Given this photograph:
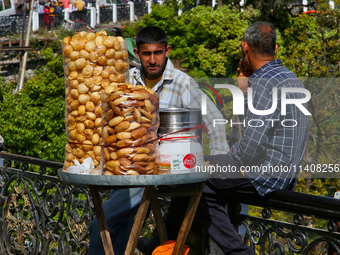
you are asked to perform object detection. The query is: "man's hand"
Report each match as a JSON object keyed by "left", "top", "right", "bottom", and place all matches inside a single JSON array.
[{"left": 237, "top": 61, "right": 253, "bottom": 93}]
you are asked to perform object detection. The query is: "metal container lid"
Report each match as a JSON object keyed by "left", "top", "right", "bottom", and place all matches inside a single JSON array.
[
  {"left": 159, "top": 108, "right": 202, "bottom": 127},
  {"left": 159, "top": 108, "right": 203, "bottom": 143},
  {"left": 159, "top": 108, "right": 201, "bottom": 113}
]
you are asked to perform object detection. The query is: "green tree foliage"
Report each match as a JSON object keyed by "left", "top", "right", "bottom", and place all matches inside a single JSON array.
[
  {"left": 136, "top": 4, "right": 260, "bottom": 77},
  {"left": 278, "top": 3, "right": 340, "bottom": 192},
  {"left": 244, "top": 0, "right": 294, "bottom": 30},
  {"left": 0, "top": 48, "right": 66, "bottom": 169},
  {"left": 281, "top": 7, "right": 340, "bottom": 77}
]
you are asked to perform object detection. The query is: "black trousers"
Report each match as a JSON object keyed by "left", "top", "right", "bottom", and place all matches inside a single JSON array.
[{"left": 166, "top": 155, "right": 259, "bottom": 255}]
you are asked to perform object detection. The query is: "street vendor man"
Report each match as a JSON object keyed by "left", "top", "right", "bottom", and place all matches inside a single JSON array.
[{"left": 88, "top": 26, "right": 229, "bottom": 255}]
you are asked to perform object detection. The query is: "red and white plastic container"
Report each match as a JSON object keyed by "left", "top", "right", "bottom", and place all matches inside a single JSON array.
[{"left": 159, "top": 132, "right": 204, "bottom": 174}]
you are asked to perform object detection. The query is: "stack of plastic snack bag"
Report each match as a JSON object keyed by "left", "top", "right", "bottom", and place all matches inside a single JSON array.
[
  {"left": 101, "top": 83, "right": 159, "bottom": 175},
  {"left": 62, "top": 30, "right": 129, "bottom": 175}
]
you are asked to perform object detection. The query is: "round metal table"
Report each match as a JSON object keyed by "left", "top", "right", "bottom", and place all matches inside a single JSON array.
[
  {"left": 59, "top": 169, "right": 210, "bottom": 255},
  {"left": 59, "top": 169, "right": 209, "bottom": 187}
]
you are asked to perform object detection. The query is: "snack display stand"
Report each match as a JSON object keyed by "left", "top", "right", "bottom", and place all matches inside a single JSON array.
[
  {"left": 61, "top": 31, "right": 209, "bottom": 254},
  {"left": 59, "top": 169, "right": 210, "bottom": 255}
]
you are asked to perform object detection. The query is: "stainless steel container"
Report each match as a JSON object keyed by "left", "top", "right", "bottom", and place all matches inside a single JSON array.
[{"left": 159, "top": 108, "right": 203, "bottom": 144}]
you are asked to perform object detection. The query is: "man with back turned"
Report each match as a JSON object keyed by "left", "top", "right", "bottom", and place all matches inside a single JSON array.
[
  {"left": 161, "top": 21, "right": 309, "bottom": 255},
  {"left": 199, "top": 21, "right": 309, "bottom": 254}
]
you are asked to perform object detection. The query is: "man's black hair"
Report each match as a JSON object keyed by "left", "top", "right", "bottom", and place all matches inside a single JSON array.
[
  {"left": 136, "top": 26, "right": 168, "bottom": 49},
  {"left": 243, "top": 22, "right": 276, "bottom": 57}
]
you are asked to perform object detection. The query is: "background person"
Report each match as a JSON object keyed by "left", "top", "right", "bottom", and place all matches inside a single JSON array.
[
  {"left": 88, "top": 26, "right": 229, "bottom": 255},
  {"left": 72, "top": 0, "right": 85, "bottom": 10},
  {"left": 37, "top": 1, "right": 44, "bottom": 13},
  {"left": 61, "top": 0, "right": 70, "bottom": 11},
  {"left": 54, "top": 3, "right": 62, "bottom": 12},
  {"left": 43, "top": 2, "right": 51, "bottom": 29}
]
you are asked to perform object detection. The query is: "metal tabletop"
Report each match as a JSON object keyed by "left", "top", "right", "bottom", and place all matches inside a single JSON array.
[{"left": 58, "top": 169, "right": 210, "bottom": 187}]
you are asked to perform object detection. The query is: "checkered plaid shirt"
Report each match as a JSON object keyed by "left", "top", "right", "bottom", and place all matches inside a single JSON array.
[
  {"left": 129, "top": 58, "right": 229, "bottom": 155},
  {"left": 230, "top": 59, "right": 309, "bottom": 196}
]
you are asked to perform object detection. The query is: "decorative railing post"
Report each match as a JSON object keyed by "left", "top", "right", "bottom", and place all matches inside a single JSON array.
[
  {"left": 128, "top": 1, "right": 134, "bottom": 22},
  {"left": 64, "top": 9, "right": 70, "bottom": 21},
  {"left": 146, "top": 0, "right": 152, "bottom": 14},
  {"left": 113, "top": 3, "right": 117, "bottom": 23},
  {"left": 96, "top": 0, "right": 100, "bottom": 26},
  {"left": 89, "top": 7, "right": 96, "bottom": 28},
  {"left": 302, "top": 0, "right": 308, "bottom": 12},
  {"left": 178, "top": 0, "right": 182, "bottom": 16},
  {"left": 32, "top": 11, "right": 39, "bottom": 31}
]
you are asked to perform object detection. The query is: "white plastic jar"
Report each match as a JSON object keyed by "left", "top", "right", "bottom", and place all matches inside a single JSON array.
[{"left": 159, "top": 132, "right": 204, "bottom": 174}]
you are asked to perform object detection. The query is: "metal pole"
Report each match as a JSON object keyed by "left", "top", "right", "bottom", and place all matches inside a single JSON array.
[
  {"left": 16, "top": 0, "right": 27, "bottom": 91},
  {"left": 16, "top": 0, "right": 35, "bottom": 93},
  {"left": 96, "top": 0, "right": 100, "bottom": 26},
  {"left": 20, "top": 0, "right": 27, "bottom": 47}
]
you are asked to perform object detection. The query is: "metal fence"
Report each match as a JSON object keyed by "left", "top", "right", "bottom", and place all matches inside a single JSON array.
[
  {"left": 0, "top": 14, "right": 29, "bottom": 37},
  {"left": 134, "top": 2, "right": 148, "bottom": 18},
  {"left": 69, "top": 9, "right": 92, "bottom": 25},
  {"left": 0, "top": 2, "right": 149, "bottom": 37},
  {"left": 117, "top": 4, "right": 130, "bottom": 22},
  {"left": 38, "top": 12, "right": 64, "bottom": 31},
  {"left": 100, "top": 6, "right": 113, "bottom": 24},
  {"left": 0, "top": 152, "right": 109, "bottom": 255},
  {"left": 1, "top": 152, "right": 340, "bottom": 254}
]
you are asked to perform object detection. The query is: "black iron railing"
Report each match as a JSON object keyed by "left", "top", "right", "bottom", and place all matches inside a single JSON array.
[
  {"left": 1, "top": 152, "right": 340, "bottom": 254},
  {"left": 0, "top": 152, "right": 109, "bottom": 255},
  {"left": 69, "top": 10, "right": 91, "bottom": 26},
  {"left": 117, "top": 4, "right": 130, "bottom": 22},
  {"left": 38, "top": 12, "right": 64, "bottom": 31},
  {"left": 100, "top": 6, "right": 113, "bottom": 24},
  {"left": 0, "top": 14, "right": 29, "bottom": 37},
  {"left": 134, "top": 2, "right": 148, "bottom": 18},
  {"left": 226, "top": 190, "right": 340, "bottom": 254}
]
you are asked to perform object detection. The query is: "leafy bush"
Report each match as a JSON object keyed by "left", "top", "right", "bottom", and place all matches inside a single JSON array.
[
  {"left": 123, "top": 25, "right": 138, "bottom": 38},
  {"left": 0, "top": 47, "right": 66, "bottom": 174},
  {"left": 58, "top": 28, "right": 75, "bottom": 41}
]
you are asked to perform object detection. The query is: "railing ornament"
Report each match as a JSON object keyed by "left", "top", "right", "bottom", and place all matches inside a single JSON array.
[
  {"left": 261, "top": 208, "right": 272, "bottom": 219},
  {"left": 293, "top": 214, "right": 304, "bottom": 225},
  {"left": 327, "top": 221, "right": 339, "bottom": 232}
]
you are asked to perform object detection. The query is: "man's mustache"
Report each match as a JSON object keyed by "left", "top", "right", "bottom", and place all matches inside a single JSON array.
[{"left": 147, "top": 64, "right": 160, "bottom": 68}]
